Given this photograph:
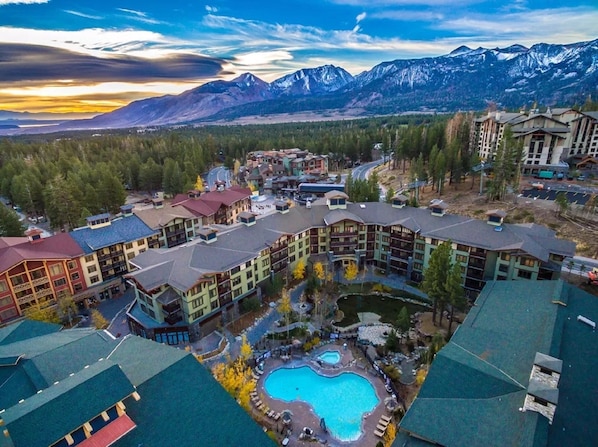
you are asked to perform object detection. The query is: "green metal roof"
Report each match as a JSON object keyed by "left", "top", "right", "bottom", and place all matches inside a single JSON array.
[
  {"left": 0, "top": 320, "right": 61, "bottom": 346},
  {"left": 115, "top": 353, "right": 274, "bottom": 447},
  {"left": 2, "top": 361, "right": 134, "bottom": 447},
  {"left": 396, "top": 280, "right": 598, "bottom": 447}
]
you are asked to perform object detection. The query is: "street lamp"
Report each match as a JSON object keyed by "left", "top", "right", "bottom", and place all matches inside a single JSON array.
[{"left": 479, "top": 161, "right": 485, "bottom": 196}]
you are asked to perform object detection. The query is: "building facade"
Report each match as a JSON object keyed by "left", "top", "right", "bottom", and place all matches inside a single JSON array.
[
  {"left": 172, "top": 186, "right": 252, "bottom": 226},
  {"left": 0, "top": 230, "right": 88, "bottom": 325},
  {"left": 126, "top": 197, "right": 574, "bottom": 344},
  {"left": 471, "top": 108, "right": 598, "bottom": 175}
]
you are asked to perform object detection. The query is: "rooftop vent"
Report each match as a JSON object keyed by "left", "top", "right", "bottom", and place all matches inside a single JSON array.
[
  {"left": 152, "top": 198, "right": 164, "bottom": 209},
  {"left": 522, "top": 352, "right": 562, "bottom": 424},
  {"left": 197, "top": 227, "right": 218, "bottom": 244},
  {"left": 238, "top": 211, "right": 256, "bottom": 226},
  {"left": 120, "top": 204, "right": 134, "bottom": 217},
  {"left": 86, "top": 213, "right": 111, "bottom": 229},
  {"left": 486, "top": 209, "right": 506, "bottom": 226},
  {"left": 25, "top": 228, "right": 43, "bottom": 243},
  {"left": 274, "top": 200, "right": 289, "bottom": 214},
  {"left": 429, "top": 199, "right": 448, "bottom": 217},
  {"left": 391, "top": 194, "right": 409, "bottom": 209}
]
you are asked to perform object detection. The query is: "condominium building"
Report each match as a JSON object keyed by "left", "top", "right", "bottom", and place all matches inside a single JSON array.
[
  {"left": 471, "top": 108, "right": 598, "bottom": 175},
  {"left": 125, "top": 194, "right": 574, "bottom": 344},
  {"left": 247, "top": 148, "right": 328, "bottom": 176},
  {"left": 171, "top": 186, "right": 252, "bottom": 226},
  {"left": 68, "top": 210, "right": 159, "bottom": 307},
  {"left": 0, "top": 229, "right": 87, "bottom": 325},
  {"left": 132, "top": 201, "right": 200, "bottom": 248}
]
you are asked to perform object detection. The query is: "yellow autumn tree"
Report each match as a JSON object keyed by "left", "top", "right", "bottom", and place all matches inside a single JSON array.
[
  {"left": 240, "top": 334, "right": 253, "bottom": 361},
  {"left": 279, "top": 288, "right": 292, "bottom": 339},
  {"left": 384, "top": 422, "right": 396, "bottom": 447},
  {"left": 416, "top": 368, "right": 428, "bottom": 386},
  {"left": 212, "top": 356, "right": 255, "bottom": 410},
  {"left": 90, "top": 309, "right": 109, "bottom": 329},
  {"left": 24, "top": 303, "right": 60, "bottom": 324},
  {"left": 293, "top": 259, "right": 306, "bottom": 280},
  {"left": 344, "top": 262, "right": 358, "bottom": 281},
  {"left": 313, "top": 262, "right": 325, "bottom": 281},
  {"left": 194, "top": 175, "right": 204, "bottom": 191}
]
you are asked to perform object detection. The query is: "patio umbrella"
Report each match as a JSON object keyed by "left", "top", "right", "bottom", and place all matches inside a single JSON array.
[
  {"left": 384, "top": 396, "right": 399, "bottom": 412},
  {"left": 282, "top": 410, "right": 293, "bottom": 425}
]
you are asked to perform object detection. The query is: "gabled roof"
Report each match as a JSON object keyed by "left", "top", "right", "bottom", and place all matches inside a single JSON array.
[
  {"left": 133, "top": 204, "right": 196, "bottom": 229},
  {"left": 396, "top": 280, "right": 598, "bottom": 447},
  {"left": 3, "top": 361, "right": 135, "bottom": 447},
  {"left": 0, "top": 233, "right": 85, "bottom": 273},
  {"left": 128, "top": 202, "right": 575, "bottom": 292},
  {"left": 172, "top": 186, "right": 251, "bottom": 217},
  {"left": 0, "top": 323, "right": 274, "bottom": 447},
  {"left": 69, "top": 215, "right": 157, "bottom": 254}
]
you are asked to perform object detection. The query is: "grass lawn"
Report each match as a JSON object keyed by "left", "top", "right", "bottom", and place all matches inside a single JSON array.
[{"left": 336, "top": 294, "right": 429, "bottom": 327}]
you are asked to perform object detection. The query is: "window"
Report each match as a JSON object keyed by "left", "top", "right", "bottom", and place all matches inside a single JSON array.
[
  {"left": 415, "top": 242, "right": 425, "bottom": 251},
  {"left": 499, "top": 264, "right": 509, "bottom": 273},
  {"left": 262, "top": 258, "right": 269, "bottom": 267},
  {"left": 233, "top": 288, "right": 242, "bottom": 297},
  {"left": 192, "top": 298, "right": 204, "bottom": 308},
  {"left": 210, "top": 300, "right": 218, "bottom": 309},
  {"left": 90, "top": 276, "right": 99, "bottom": 284},
  {"left": 191, "top": 309, "right": 204, "bottom": 320},
  {"left": 232, "top": 277, "right": 241, "bottom": 286},
  {"left": 87, "top": 265, "right": 97, "bottom": 274},
  {"left": 53, "top": 278, "right": 67, "bottom": 287},
  {"left": 245, "top": 261, "right": 252, "bottom": 268},
  {"left": 125, "top": 242, "right": 133, "bottom": 250},
  {"left": 71, "top": 272, "right": 80, "bottom": 280},
  {"left": 289, "top": 245, "right": 296, "bottom": 253},
  {"left": 0, "top": 296, "right": 12, "bottom": 307},
  {"left": 517, "top": 269, "right": 532, "bottom": 279},
  {"left": 247, "top": 281, "right": 254, "bottom": 290},
  {"left": 0, "top": 281, "right": 8, "bottom": 292},
  {"left": 10, "top": 274, "right": 26, "bottom": 286},
  {"left": 0, "top": 308, "right": 18, "bottom": 321},
  {"left": 520, "top": 257, "right": 535, "bottom": 267},
  {"left": 246, "top": 270, "right": 252, "bottom": 279},
  {"left": 85, "top": 255, "right": 94, "bottom": 263},
  {"left": 74, "top": 284, "right": 83, "bottom": 292},
  {"left": 67, "top": 261, "right": 77, "bottom": 270},
  {"left": 231, "top": 266, "right": 241, "bottom": 275},
  {"left": 456, "top": 254, "right": 467, "bottom": 263},
  {"left": 533, "top": 396, "right": 549, "bottom": 406},
  {"left": 49, "top": 264, "right": 64, "bottom": 276},
  {"left": 500, "top": 252, "right": 511, "bottom": 261},
  {"left": 137, "top": 240, "right": 144, "bottom": 247}
]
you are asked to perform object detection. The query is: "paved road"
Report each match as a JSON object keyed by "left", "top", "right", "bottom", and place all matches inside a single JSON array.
[
  {"left": 351, "top": 159, "right": 386, "bottom": 181},
  {"left": 562, "top": 256, "right": 598, "bottom": 277},
  {"left": 207, "top": 166, "right": 231, "bottom": 190}
]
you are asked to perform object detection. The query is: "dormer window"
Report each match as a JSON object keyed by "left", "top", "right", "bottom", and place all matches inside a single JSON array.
[
  {"left": 239, "top": 211, "right": 256, "bottom": 226},
  {"left": 274, "top": 200, "right": 289, "bottom": 214},
  {"left": 486, "top": 209, "right": 506, "bottom": 226},
  {"left": 86, "top": 213, "right": 111, "bottom": 229},
  {"left": 391, "top": 194, "right": 409, "bottom": 209},
  {"left": 198, "top": 228, "right": 218, "bottom": 243},
  {"left": 429, "top": 200, "right": 448, "bottom": 217}
]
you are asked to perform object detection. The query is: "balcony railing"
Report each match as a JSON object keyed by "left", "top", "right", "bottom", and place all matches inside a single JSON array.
[
  {"left": 165, "top": 313, "right": 183, "bottom": 325},
  {"left": 329, "top": 240, "right": 358, "bottom": 248}
]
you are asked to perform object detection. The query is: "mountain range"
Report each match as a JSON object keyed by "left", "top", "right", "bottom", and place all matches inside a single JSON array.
[{"left": 3, "top": 38, "right": 597, "bottom": 134}]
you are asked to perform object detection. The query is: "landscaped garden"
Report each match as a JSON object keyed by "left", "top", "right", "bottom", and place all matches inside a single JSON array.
[{"left": 334, "top": 283, "right": 431, "bottom": 327}]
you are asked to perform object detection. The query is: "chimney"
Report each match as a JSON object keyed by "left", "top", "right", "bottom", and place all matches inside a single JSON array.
[
  {"left": 187, "top": 190, "right": 201, "bottom": 199},
  {"left": 152, "top": 198, "right": 164, "bottom": 209},
  {"left": 522, "top": 353, "right": 562, "bottom": 424}
]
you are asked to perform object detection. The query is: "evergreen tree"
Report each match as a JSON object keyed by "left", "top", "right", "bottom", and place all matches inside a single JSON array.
[
  {"left": 421, "top": 240, "right": 452, "bottom": 325},
  {"left": 445, "top": 263, "right": 466, "bottom": 335},
  {"left": 0, "top": 205, "right": 24, "bottom": 236}
]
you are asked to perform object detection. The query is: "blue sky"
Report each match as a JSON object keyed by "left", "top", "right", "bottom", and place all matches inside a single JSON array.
[{"left": 1, "top": 0, "right": 596, "bottom": 114}]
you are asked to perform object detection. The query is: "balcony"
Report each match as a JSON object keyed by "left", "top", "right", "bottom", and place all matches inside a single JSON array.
[
  {"left": 220, "top": 291, "right": 232, "bottom": 305},
  {"left": 330, "top": 231, "right": 357, "bottom": 237},
  {"left": 331, "top": 248, "right": 355, "bottom": 256},
  {"left": 36, "top": 288, "right": 55, "bottom": 298},
  {"left": 12, "top": 282, "right": 31, "bottom": 293},
  {"left": 271, "top": 244, "right": 288, "bottom": 255},
  {"left": 329, "top": 240, "right": 358, "bottom": 248},
  {"left": 165, "top": 312, "right": 183, "bottom": 325},
  {"left": 467, "top": 259, "right": 485, "bottom": 270},
  {"left": 31, "top": 276, "right": 50, "bottom": 287},
  {"left": 162, "top": 300, "right": 181, "bottom": 314},
  {"left": 165, "top": 227, "right": 185, "bottom": 238},
  {"left": 17, "top": 293, "right": 35, "bottom": 305}
]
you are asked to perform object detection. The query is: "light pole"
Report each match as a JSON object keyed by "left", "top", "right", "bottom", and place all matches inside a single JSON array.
[{"left": 479, "top": 161, "right": 485, "bottom": 196}]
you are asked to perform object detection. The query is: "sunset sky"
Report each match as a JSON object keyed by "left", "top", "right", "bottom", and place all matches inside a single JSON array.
[{"left": 1, "top": 0, "right": 597, "bottom": 115}]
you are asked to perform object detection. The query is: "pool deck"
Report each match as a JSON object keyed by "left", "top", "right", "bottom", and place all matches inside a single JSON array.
[{"left": 252, "top": 341, "right": 395, "bottom": 446}]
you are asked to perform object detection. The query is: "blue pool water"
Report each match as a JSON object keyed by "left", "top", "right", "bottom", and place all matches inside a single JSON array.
[
  {"left": 264, "top": 366, "right": 378, "bottom": 441},
  {"left": 318, "top": 350, "right": 341, "bottom": 364}
]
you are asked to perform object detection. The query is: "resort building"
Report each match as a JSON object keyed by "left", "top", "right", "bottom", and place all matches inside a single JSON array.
[
  {"left": 0, "top": 320, "right": 273, "bottom": 447},
  {"left": 125, "top": 197, "right": 574, "bottom": 344},
  {"left": 172, "top": 186, "right": 252, "bottom": 226},
  {"left": 132, "top": 201, "right": 200, "bottom": 248},
  {"left": 0, "top": 230, "right": 87, "bottom": 325},
  {"left": 471, "top": 108, "right": 589, "bottom": 175},
  {"left": 68, "top": 210, "right": 159, "bottom": 307},
  {"left": 246, "top": 148, "right": 328, "bottom": 177},
  {"left": 568, "top": 111, "right": 598, "bottom": 159},
  {"left": 394, "top": 280, "right": 598, "bottom": 447}
]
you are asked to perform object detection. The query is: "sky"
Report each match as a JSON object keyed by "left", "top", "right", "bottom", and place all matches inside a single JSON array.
[{"left": 1, "top": 0, "right": 597, "bottom": 115}]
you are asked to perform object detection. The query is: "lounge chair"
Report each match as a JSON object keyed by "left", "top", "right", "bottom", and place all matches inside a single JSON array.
[
  {"left": 374, "top": 430, "right": 385, "bottom": 438},
  {"left": 380, "top": 415, "right": 392, "bottom": 422},
  {"left": 376, "top": 424, "right": 387, "bottom": 432},
  {"left": 378, "top": 418, "right": 389, "bottom": 427},
  {"left": 274, "top": 413, "right": 281, "bottom": 421}
]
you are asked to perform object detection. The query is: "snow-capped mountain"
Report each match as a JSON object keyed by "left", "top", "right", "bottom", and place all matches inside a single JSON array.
[{"left": 9, "top": 38, "right": 598, "bottom": 133}]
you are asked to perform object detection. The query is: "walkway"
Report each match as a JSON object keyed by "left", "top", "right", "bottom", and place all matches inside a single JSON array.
[{"left": 337, "top": 269, "right": 429, "bottom": 301}]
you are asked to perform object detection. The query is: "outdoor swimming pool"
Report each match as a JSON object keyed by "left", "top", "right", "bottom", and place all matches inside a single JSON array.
[
  {"left": 264, "top": 366, "right": 379, "bottom": 441},
  {"left": 318, "top": 350, "right": 341, "bottom": 365}
]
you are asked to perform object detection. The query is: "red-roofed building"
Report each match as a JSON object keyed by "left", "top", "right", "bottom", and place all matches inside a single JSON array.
[
  {"left": 0, "top": 232, "right": 88, "bottom": 324},
  {"left": 172, "top": 186, "right": 251, "bottom": 226}
]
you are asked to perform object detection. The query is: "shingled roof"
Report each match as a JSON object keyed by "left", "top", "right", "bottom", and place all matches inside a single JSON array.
[
  {"left": 0, "top": 323, "right": 273, "bottom": 447},
  {"left": 395, "top": 280, "right": 598, "bottom": 447}
]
